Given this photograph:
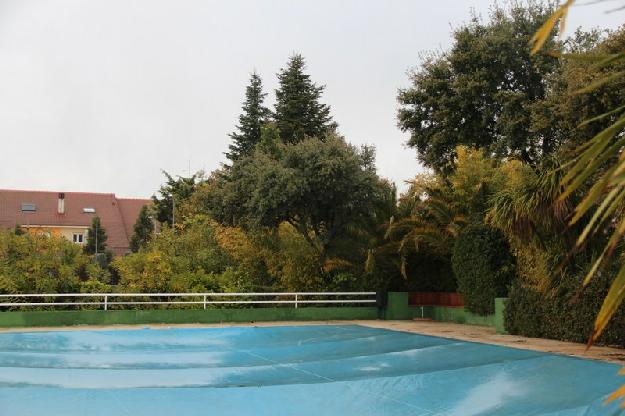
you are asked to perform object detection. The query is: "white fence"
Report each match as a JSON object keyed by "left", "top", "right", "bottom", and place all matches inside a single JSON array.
[{"left": 0, "top": 292, "right": 377, "bottom": 310}]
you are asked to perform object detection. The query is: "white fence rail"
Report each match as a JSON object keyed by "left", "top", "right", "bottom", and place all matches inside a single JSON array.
[{"left": 0, "top": 292, "right": 377, "bottom": 310}]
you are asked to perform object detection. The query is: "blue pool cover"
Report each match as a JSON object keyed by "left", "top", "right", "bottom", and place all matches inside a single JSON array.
[{"left": 0, "top": 324, "right": 624, "bottom": 415}]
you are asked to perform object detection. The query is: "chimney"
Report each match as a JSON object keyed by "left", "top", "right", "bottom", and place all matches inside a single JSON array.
[{"left": 57, "top": 193, "right": 65, "bottom": 215}]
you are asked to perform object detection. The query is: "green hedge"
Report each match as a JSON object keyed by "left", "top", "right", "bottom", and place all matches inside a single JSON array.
[
  {"left": 505, "top": 266, "right": 625, "bottom": 347},
  {"left": 451, "top": 225, "right": 515, "bottom": 315}
]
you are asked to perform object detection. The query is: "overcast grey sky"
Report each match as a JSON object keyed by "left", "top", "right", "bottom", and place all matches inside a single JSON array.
[{"left": 0, "top": 1, "right": 622, "bottom": 198}]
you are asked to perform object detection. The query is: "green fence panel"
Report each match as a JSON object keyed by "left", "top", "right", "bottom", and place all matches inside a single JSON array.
[
  {"left": 385, "top": 292, "right": 411, "bottom": 320},
  {"left": 0, "top": 293, "right": 510, "bottom": 330},
  {"left": 0, "top": 307, "right": 379, "bottom": 328}
]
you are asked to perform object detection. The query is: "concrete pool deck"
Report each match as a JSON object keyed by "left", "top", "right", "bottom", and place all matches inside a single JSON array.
[{"left": 0, "top": 319, "right": 623, "bottom": 364}]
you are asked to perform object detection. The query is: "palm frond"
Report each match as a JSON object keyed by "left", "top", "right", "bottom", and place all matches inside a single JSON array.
[
  {"left": 529, "top": 0, "right": 574, "bottom": 55},
  {"left": 322, "top": 258, "right": 354, "bottom": 273}
]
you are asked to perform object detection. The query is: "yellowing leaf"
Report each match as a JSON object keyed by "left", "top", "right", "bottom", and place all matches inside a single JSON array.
[
  {"left": 529, "top": 0, "right": 574, "bottom": 55},
  {"left": 605, "top": 383, "right": 625, "bottom": 405},
  {"left": 589, "top": 264, "right": 625, "bottom": 346}
]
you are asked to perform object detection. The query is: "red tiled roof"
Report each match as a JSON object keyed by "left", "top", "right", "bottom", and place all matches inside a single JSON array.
[{"left": 0, "top": 189, "right": 150, "bottom": 255}]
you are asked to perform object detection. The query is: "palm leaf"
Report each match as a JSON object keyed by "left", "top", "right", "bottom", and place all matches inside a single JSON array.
[
  {"left": 560, "top": 114, "right": 625, "bottom": 201},
  {"left": 588, "top": 262, "right": 625, "bottom": 346},
  {"left": 605, "top": 383, "right": 625, "bottom": 406},
  {"left": 364, "top": 249, "right": 375, "bottom": 274},
  {"left": 593, "top": 52, "right": 625, "bottom": 69},
  {"left": 578, "top": 104, "right": 625, "bottom": 127},
  {"left": 322, "top": 258, "right": 354, "bottom": 273},
  {"left": 529, "top": 0, "right": 574, "bottom": 55},
  {"left": 400, "top": 256, "right": 407, "bottom": 280},
  {"left": 531, "top": 0, "right": 625, "bottom": 405},
  {"left": 576, "top": 70, "right": 625, "bottom": 94}
]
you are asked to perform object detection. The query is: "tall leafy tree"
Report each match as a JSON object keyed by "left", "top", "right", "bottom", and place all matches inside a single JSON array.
[
  {"left": 226, "top": 72, "right": 271, "bottom": 163},
  {"left": 152, "top": 170, "right": 202, "bottom": 226},
  {"left": 129, "top": 205, "right": 154, "bottom": 253},
  {"left": 274, "top": 54, "right": 335, "bottom": 144},
  {"left": 84, "top": 216, "right": 107, "bottom": 255},
  {"left": 397, "top": 3, "right": 560, "bottom": 174},
  {"left": 204, "top": 135, "right": 384, "bottom": 260}
]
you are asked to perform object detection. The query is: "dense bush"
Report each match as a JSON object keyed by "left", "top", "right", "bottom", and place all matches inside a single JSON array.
[
  {"left": 505, "top": 264, "right": 625, "bottom": 347},
  {"left": 113, "top": 216, "right": 264, "bottom": 293},
  {"left": 0, "top": 229, "right": 109, "bottom": 294},
  {"left": 504, "top": 280, "right": 547, "bottom": 338},
  {"left": 404, "top": 253, "right": 456, "bottom": 292},
  {"left": 451, "top": 225, "right": 515, "bottom": 315}
]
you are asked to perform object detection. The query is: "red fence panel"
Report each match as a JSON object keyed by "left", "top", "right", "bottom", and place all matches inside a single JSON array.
[{"left": 408, "top": 292, "right": 464, "bottom": 307}]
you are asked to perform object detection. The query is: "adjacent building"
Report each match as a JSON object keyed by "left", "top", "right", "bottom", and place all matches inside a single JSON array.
[{"left": 0, "top": 189, "right": 150, "bottom": 256}]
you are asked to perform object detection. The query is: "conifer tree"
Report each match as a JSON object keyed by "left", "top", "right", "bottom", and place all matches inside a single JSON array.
[
  {"left": 226, "top": 72, "right": 270, "bottom": 162},
  {"left": 84, "top": 216, "right": 107, "bottom": 255},
  {"left": 129, "top": 205, "right": 154, "bottom": 252},
  {"left": 274, "top": 54, "right": 335, "bottom": 144}
]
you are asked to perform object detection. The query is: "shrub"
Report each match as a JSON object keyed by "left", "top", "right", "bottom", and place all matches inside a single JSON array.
[
  {"left": 505, "top": 263, "right": 625, "bottom": 347},
  {"left": 451, "top": 225, "right": 515, "bottom": 315},
  {"left": 0, "top": 229, "right": 96, "bottom": 294},
  {"left": 504, "top": 280, "right": 546, "bottom": 338}
]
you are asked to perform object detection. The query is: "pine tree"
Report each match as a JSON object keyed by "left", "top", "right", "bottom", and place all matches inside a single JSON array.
[
  {"left": 84, "top": 216, "right": 107, "bottom": 255},
  {"left": 274, "top": 54, "right": 335, "bottom": 144},
  {"left": 226, "top": 72, "right": 271, "bottom": 163},
  {"left": 129, "top": 205, "right": 154, "bottom": 252}
]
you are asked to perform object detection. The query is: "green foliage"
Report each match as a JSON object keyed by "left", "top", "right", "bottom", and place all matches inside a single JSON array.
[
  {"left": 152, "top": 170, "right": 203, "bottom": 226},
  {"left": 402, "top": 252, "right": 456, "bottom": 292},
  {"left": 274, "top": 54, "right": 335, "bottom": 144},
  {"left": 397, "top": 3, "right": 560, "bottom": 173},
  {"left": 226, "top": 72, "right": 271, "bottom": 163},
  {"left": 114, "top": 216, "right": 255, "bottom": 294},
  {"left": 80, "top": 264, "right": 112, "bottom": 294},
  {"left": 388, "top": 191, "right": 465, "bottom": 262},
  {"left": 264, "top": 223, "right": 325, "bottom": 291},
  {"left": 504, "top": 280, "right": 546, "bottom": 338},
  {"left": 374, "top": 147, "right": 508, "bottom": 292},
  {"left": 505, "top": 264, "right": 625, "bottom": 347},
  {"left": 529, "top": 5, "right": 625, "bottom": 403},
  {"left": 205, "top": 134, "right": 385, "bottom": 259},
  {"left": 84, "top": 216, "right": 107, "bottom": 255},
  {"left": 129, "top": 205, "right": 154, "bottom": 253},
  {"left": 0, "top": 229, "right": 108, "bottom": 294},
  {"left": 452, "top": 225, "right": 515, "bottom": 315},
  {"left": 530, "top": 15, "right": 625, "bottom": 345},
  {"left": 448, "top": 147, "right": 506, "bottom": 221}
]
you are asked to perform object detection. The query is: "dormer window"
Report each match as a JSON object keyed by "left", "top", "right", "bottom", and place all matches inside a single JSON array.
[{"left": 21, "top": 203, "right": 36, "bottom": 212}]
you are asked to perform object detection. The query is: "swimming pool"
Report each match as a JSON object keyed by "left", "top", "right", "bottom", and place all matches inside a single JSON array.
[{"left": 0, "top": 324, "right": 623, "bottom": 415}]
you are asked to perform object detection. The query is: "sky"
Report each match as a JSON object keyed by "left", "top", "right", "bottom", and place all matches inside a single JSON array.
[{"left": 0, "top": 0, "right": 622, "bottom": 198}]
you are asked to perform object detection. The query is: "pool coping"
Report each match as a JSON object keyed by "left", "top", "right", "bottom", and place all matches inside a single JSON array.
[{"left": 0, "top": 319, "right": 623, "bottom": 364}]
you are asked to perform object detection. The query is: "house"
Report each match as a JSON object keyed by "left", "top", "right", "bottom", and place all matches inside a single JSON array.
[{"left": 0, "top": 189, "right": 151, "bottom": 256}]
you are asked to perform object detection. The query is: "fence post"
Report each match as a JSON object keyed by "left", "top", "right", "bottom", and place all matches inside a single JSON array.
[
  {"left": 295, "top": 294, "right": 298, "bottom": 309},
  {"left": 104, "top": 295, "right": 108, "bottom": 311},
  {"left": 203, "top": 295, "right": 207, "bottom": 310}
]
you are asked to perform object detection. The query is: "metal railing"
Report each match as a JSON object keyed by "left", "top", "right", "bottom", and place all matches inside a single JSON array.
[{"left": 0, "top": 292, "right": 377, "bottom": 310}]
